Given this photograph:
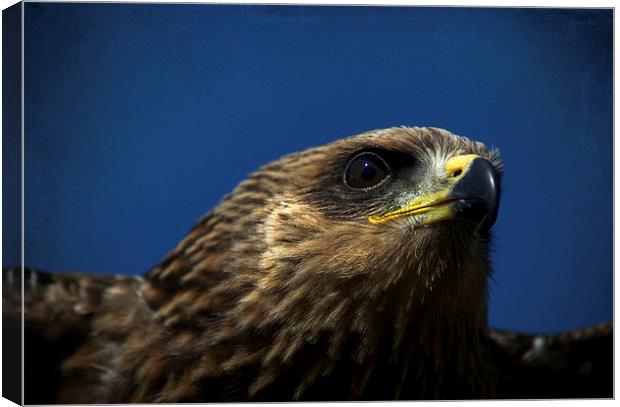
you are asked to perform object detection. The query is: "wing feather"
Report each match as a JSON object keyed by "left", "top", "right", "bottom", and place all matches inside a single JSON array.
[
  {"left": 490, "top": 323, "right": 613, "bottom": 398},
  {"left": 2, "top": 267, "right": 144, "bottom": 403}
]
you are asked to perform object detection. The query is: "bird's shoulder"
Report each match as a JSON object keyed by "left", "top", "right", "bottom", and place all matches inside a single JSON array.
[
  {"left": 3, "top": 267, "right": 149, "bottom": 403},
  {"left": 489, "top": 323, "right": 613, "bottom": 398}
]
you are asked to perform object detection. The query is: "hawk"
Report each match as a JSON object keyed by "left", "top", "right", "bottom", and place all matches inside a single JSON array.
[{"left": 2, "top": 127, "right": 612, "bottom": 402}]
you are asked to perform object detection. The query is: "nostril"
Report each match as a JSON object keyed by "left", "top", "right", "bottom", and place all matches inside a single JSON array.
[{"left": 453, "top": 169, "right": 462, "bottom": 177}]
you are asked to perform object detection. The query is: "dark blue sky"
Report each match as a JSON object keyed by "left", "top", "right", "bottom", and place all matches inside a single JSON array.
[{"left": 20, "top": 4, "right": 612, "bottom": 333}]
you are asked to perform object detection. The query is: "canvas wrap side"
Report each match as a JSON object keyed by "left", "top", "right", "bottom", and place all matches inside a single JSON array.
[{"left": 2, "top": 2, "right": 23, "bottom": 405}]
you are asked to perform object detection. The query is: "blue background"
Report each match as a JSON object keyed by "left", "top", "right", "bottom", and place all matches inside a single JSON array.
[{"left": 21, "top": 4, "right": 612, "bottom": 333}]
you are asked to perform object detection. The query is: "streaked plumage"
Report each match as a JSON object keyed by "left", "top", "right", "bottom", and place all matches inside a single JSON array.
[{"left": 2, "top": 127, "right": 612, "bottom": 402}]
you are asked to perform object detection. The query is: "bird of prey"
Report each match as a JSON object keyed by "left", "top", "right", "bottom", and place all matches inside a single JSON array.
[{"left": 2, "top": 127, "right": 612, "bottom": 403}]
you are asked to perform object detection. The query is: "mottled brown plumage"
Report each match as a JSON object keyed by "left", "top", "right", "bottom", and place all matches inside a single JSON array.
[{"left": 2, "top": 127, "right": 613, "bottom": 402}]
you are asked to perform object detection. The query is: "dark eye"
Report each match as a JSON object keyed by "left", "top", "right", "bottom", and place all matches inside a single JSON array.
[{"left": 343, "top": 152, "right": 391, "bottom": 190}]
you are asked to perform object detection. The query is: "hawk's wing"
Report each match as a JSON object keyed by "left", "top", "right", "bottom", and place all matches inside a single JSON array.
[
  {"left": 2, "top": 267, "right": 144, "bottom": 404},
  {"left": 490, "top": 322, "right": 613, "bottom": 399}
]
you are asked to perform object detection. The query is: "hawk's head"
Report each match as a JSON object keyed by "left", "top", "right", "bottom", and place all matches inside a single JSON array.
[{"left": 142, "top": 127, "right": 502, "bottom": 400}]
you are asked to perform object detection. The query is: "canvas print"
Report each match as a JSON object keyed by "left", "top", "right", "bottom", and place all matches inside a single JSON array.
[{"left": 2, "top": 2, "right": 613, "bottom": 403}]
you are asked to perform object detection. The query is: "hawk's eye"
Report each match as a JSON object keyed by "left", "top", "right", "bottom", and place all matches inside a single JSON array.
[{"left": 344, "top": 152, "right": 391, "bottom": 190}]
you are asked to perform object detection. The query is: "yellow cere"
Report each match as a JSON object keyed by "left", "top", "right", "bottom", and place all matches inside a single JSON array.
[
  {"left": 367, "top": 154, "right": 480, "bottom": 225},
  {"left": 444, "top": 154, "right": 479, "bottom": 184}
]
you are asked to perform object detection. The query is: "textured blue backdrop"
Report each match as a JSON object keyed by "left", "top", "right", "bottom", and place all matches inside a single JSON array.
[{"left": 21, "top": 4, "right": 612, "bottom": 333}]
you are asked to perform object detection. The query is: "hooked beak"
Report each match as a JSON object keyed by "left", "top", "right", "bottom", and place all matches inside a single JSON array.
[{"left": 368, "top": 154, "right": 500, "bottom": 230}]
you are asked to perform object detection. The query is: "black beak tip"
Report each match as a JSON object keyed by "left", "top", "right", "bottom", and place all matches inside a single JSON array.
[{"left": 449, "top": 158, "right": 501, "bottom": 230}]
